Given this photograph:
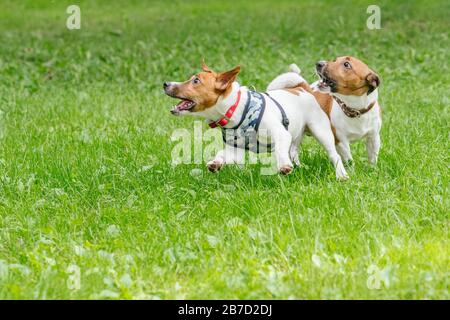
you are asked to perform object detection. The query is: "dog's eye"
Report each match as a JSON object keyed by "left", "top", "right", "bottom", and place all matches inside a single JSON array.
[
  {"left": 192, "top": 77, "right": 201, "bottom": 84},
  {"left": 343, "top": 62, "right": 351, "bottom": 69}
]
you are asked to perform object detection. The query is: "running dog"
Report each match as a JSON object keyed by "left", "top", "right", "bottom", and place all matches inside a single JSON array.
[
  {"left": 163, "top": 62, "right": 348, "bottom": 180},
  {"left": 268, "top": 57, "right": 381, "bottom": 165}
]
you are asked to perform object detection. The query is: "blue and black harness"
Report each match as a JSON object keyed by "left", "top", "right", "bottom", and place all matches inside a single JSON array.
[{"left": 220, "top": 91, "right": 289, "bottom": 153}]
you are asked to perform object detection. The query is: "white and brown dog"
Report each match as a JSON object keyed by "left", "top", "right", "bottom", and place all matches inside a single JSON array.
[
  {"left": 268, "top": 56, "right": 381, "bottom": 165},
  {"left": 164, "top": 62, "right": 348, "bottom": 179}
]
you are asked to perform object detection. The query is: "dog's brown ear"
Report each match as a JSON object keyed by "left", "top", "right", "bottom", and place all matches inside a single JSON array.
[
  {"left": 202, "top": 59, "right": 213, "bottom": 73},
  {"left": 366, "top": 72, "right": 380, "bottom": 94},
  {"left": 216, "top": 65, "right": 241, "bottom": 91}
]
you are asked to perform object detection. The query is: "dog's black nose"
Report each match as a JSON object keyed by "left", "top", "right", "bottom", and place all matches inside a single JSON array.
[
  {"left": 316, "top": 61, "right": 326, "bottom": 69},
  {"left": 163, "top": 82, "right": 169, "bottom": 89}
]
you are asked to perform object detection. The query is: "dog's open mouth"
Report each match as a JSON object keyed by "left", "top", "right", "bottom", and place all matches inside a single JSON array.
[
  {"left": 171, "top": 98, "right": 196, "bottom": 115},
  {"left": 317, "top": 73, "right": 336, "bottom": 92}
]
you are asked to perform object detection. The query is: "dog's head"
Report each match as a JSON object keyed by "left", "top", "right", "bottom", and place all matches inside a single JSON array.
[
  {"left": 163, "top": 62, "right": 241, "bottom": 115},
  {"left": 315, "top": 56, "right": 380, "bottom": 95}
]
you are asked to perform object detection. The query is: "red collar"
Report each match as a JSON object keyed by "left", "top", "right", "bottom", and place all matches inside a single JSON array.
[{"left": 209, "top": 90, "right": 241, "bottom": 128}]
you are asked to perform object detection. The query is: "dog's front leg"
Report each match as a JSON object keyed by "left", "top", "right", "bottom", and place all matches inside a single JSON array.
[
  {"left": 366, "top": 132, "right": 381, "bottom": 165},
  {"left": 270, "top": 128, "right": 293, "bottom": 175},
  {"left": 336, "top": 141, "right": 353, "bottom": 163},
  {"left": 207, "top": 144, "right": 245, "bottom": 173},
  {"left": 307, "top": 121, "right": 349, "bottom": 180}
]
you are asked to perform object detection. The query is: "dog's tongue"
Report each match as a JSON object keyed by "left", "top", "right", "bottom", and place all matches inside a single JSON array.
[
  {"left": 171, "top": 99, "right": 195, "bottom": 114},
  {"left": 176, "top": 100, "right": 192, "bottom": 110},
  {"left": 318, "top": 80, "right": 329, "bottom": 90}
]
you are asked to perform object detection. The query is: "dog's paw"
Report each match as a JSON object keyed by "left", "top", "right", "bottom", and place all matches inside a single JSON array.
[
  {"left": 207, "top": 160, "right": 223, "bottom": 173},
  {"left": 279, "top": 165, "right": 293, "bottom": 175},
  {"left": 335, "top": 160, "right": 349, "bottom": 181},
  {"left": 336, "top": 173, "right": 349, "bottom": 181},
  {"left": 344, "top": 159, "right": 355, "bottom": 167},
  {"left": 368, "top": 158, "right": 378, "bottom": 166},
  {"left": 291, "top": 156, "right": 301, "bottom": 167}
]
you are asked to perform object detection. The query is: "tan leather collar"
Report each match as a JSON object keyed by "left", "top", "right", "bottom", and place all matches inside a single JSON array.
[{"left": 334, "top": 96, "right": 375, "bottom": 118}]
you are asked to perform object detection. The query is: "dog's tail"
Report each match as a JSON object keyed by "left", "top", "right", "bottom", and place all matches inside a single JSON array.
[
  {"left": 266, "top": 63, "right": 307, "bottom": 91},
  {"left": 288, "top": 63, "right": 301, "bottom": 74}
]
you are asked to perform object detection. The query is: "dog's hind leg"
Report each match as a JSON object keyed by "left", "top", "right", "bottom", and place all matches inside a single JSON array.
[
  {"left": 307, "top": 121, "right": 349, "bottom": 180},
  {"left": 289, "top": 143, "right": 300, "bottom": 167},
  {"left": 270, "top": 127, "right": 293, "bottom": 175},
  {"left": 289, "top": 135, "right": 303, "bottom": 166}
]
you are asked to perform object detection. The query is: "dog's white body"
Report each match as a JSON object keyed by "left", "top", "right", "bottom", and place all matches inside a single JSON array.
[
  {"left": 268, "top": 68, "right": 382, "bottom": 165},
  {"left": 325, "top": 86, "right": 381, "bottom": 164},
  {"left": 195, "top": 81, "right": 348, "bottom": 179}
]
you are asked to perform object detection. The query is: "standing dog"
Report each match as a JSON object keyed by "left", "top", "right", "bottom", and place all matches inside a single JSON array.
[
  {"left": 164, "top": 62, "right": 348, "bottom": 180},
  {"left": 268, "top": 56, "right": 381, "bottom": 165}
]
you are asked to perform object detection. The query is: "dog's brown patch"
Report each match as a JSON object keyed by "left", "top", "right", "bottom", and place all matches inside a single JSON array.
[
  {"left": 312, "top": 91, "right": 340, "bottom": 144},
  {"left": 312, "top": 91, "right": 333, "bottom": 117},
  {"left": 323, "top": 56, "right": 380, "bottom": 96},
  {"left": 279, "top": 80, "right": 339, "bottom": 144},
  {"left": 282, "top": 82, "right": 312, "bottom": 96}
]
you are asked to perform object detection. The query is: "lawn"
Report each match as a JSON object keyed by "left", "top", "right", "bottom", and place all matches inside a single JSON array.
[{"left": 0, "top": 0, "right": 448, "bottom": 299}]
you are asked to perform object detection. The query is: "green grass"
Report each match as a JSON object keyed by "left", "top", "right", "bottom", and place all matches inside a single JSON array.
[{"left": 0, "top": 0, "right": 448, "bottom": 299}]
